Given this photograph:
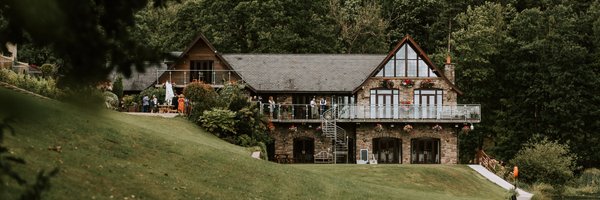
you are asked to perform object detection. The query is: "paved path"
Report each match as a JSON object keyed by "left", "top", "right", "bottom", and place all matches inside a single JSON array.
[
  {"left": 468, "top": 165, "right": 533, "bottom": 200},
  {"left": 124, "top": 112, "right": 179, "bottom": 118}
]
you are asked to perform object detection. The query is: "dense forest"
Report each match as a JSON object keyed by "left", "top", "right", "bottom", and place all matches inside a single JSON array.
[{"left": 13, "top": 0, "right": 600, "bottom": 168}]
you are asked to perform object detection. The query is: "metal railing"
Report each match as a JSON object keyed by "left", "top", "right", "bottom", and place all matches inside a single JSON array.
[
  {"left": 156, "top": 69, "right": 240, "bottom": 86},
  {"left": 259, "top": 103, "right": 481, "bottom": 122}
]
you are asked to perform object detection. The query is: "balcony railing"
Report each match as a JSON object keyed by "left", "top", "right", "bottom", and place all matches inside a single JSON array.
[
  {"left": 259, "top": 103, "right": 481, "bottom": 123},
  {"left": 156, "top": 69, "right": 241, "bottom": 86}
]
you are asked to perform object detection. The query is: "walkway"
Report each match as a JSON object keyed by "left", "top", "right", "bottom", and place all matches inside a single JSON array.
[
  {"left": 468, "top": 165, "right": 533, "bottom": 200},
  {"left": 124, "top": 112, "right": 179, "bottom": 118}
]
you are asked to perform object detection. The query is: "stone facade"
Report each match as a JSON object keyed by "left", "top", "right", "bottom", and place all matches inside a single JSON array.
[
  {"left": 355, "top": 77, "right": 457, "bottom": 106},
  {"left": 270, "top": 123, "right": 332, "bottom": 159},
  {"left": 355, "top": 123, "right": 457, "bottom": 164}
]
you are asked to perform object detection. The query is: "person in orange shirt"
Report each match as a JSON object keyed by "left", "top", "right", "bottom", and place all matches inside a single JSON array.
[{"left": 178, "top": 94, "right": 185, "bottom": 113}]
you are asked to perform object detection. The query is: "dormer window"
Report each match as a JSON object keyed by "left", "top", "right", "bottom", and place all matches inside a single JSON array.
[{"left": 376, "top": 43, "right": 436, "bottom": 78}]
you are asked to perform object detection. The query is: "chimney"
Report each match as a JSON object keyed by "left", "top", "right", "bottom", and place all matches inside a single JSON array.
[{"left": 444, "top": 54, "right": 455, "bottom": 84}]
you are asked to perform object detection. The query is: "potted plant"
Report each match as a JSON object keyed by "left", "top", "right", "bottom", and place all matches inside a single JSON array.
[
  {"left": 420, "top": 79, "right": 434, "bottom": 88},
  {"left": 374, "top": 123, "right": 384, "bottom": 133},
  {"left": 432, "top": 124, "right": 442, "bottom": 132},
  {"left": 288, "top": 124, "right": 298, "bottom": 133},
  {"left": 380, "top": 79, "right": 394, "bottom": 88},
  {"left": 403, "top": 124, "right": 413, "bottom": 133},
  {"left": 401, "top": 79, "right": 414, "bottom": 88}
]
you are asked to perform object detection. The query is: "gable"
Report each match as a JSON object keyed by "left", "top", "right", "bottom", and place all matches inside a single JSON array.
[{"left": 375, "top": 43, "right": 437, "bottom": 78}]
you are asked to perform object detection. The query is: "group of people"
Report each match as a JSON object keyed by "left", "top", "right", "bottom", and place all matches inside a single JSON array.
[
  {"left": 264, "top": 96, "right": 328, "bottom": 119},
  {"left": 141, "top": 93, "right": 187, "bottom": 114}
]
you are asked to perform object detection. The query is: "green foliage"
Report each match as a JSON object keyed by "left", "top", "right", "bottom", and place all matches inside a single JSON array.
[
  {"left": 39, "top": 63, "right": 56, "bottom": 78},
  {"left": 184, "top": 82, "right": 218, "bottom": 122},
  {"left": 0, "top": 0, "right": 168, "bottom": 87},
  {"left": 576, "top": 168, "right": 600, "bottom": 192},
  {"left": 200, "top": 108, "right": 237, "bottom": 137},
  {"left": 0, "top": 68, "right": 62, "bottom": 99},
  {"left": 103, "top": 91, "right": 119, "bottom": 110},
  {"left": 139, "top": 87, "right": 165, "bottom": 105},
  {"left": 218, "top": 82, "right": 250, "bottom": 112},
  {"left": 509, "top": 137, "right": 576, "bottom": 188},
  {"left": 112, "top": 76, "right": 124, "bottom": 100}
]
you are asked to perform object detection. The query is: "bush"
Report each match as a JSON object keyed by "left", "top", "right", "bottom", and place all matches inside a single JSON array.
[
  {"left": 40, "top": 63, "right": 56, "bottom": 78},
  {"left": 576, "top": 168, "right": 600, "bottom": 194},
  {"left": 103, "top": 91, "right": 119, "bottom": 110},
  {"left": 112, "top": 76, "right": 124, "bottom": 100},
  {"left": 199, "top": 108, "right": 237, "bottom": 137},
  {"left": 0, "top": 68, "right": 62, "bottom": 98},
  {"left": 218, "top": 82, "right": 250, "bottom": 111},
  {"left": 184, "top": 82, "right": 218, "bottom": 122},
  {"left": 139, "top": 87, "right": 165, "bottom": 105},
  {"left": 509, "top": 137, "right": 576, "bottom": 189}
]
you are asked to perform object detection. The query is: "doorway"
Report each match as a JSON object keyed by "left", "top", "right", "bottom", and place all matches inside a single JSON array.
[
  {"left": 293, "top": 137, "right": 315, "bottom": 163},
  {"left": 411, "top": 138, "right": 440, "bottom": 164},
  {"left": 372, "top": 137, "right": 401, "bottom": 164}
]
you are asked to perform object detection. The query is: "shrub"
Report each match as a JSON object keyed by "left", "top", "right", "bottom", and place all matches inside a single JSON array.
[
  {"left": 576, "top": 168, "right": 600, "bottom": 194},
  {"left": 184, "top": 82, "right": 218, "bottom": 122},
  {"left": 218, "top": 82, "right": 250, "bottom": 111},
  {"left": 199, "top": 108, "right": 236, "bottom": 137},
  {"left": 235, "top": 106, "right": 271, "bottom": 145},
  {"left": 40, "top": 63, "right": 56, "bottom": 78},
  {"left": 0, "top": 68, "right": 62, "bottom": 98},
  {"left": 112, "top": 76, "right": 124, "bottom": 100},
  {"left": 139, "top": 87, "right": 165, "bottom": 105},
  {"left": 509, "top": 137, "right": 576, "bottom": 189},
  {"left": 103, "top": 91, "right": 119, "bottom": 110}
]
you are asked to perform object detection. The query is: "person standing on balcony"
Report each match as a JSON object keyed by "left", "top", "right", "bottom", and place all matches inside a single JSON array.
[
  {"left": 142, "top": 95, "right": 150, "bottom": 112},
  {"left": 310, "top": 97, "right": 317, "bottom": 118},
  {"left": 320, "top": 97, "right": 327, "bottom": 116},
  {"left": 268, "top": 96, "right": 275, "bottom": 119}
]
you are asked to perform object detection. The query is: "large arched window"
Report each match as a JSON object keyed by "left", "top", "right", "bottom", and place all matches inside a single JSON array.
[
  {"left": 373, "top": 137, "right": 401, "bottom": 164},
  {"left": 376, "top": 43, "right": 436, "bottom": 78}
]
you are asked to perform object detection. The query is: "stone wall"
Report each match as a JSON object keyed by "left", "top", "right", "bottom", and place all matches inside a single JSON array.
[
  {"left": 355, "top": 77, "right": 457, "bottom": 106},
  {"left": 355, "top": 123, "right": 457, "bottom": 164},
  {"left": 270, "top": 123, "right": 331, "bottom": 159}
]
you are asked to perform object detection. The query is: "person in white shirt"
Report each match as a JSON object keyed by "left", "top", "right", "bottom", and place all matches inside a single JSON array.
[{"left": 310, "top": 97, "right": 317, "bottom": 118}]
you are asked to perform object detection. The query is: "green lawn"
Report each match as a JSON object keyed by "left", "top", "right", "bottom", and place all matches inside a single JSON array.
[{"left": 1, "top": 88, "right": 506, "bottom": 199}]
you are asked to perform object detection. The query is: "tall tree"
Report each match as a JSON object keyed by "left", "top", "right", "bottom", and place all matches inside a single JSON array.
[{"left": 0, "top": 0, "right": 170, "bottom": 86}]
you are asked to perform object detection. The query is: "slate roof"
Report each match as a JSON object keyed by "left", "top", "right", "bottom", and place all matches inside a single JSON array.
[
  {"left": 115, "top": 63, "right": 167, "bottom": 91},
  {"left": 222, "top": 54, "right": 386, "bottom": 93}
]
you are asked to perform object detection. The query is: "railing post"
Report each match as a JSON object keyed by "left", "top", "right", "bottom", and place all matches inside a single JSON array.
[
  {"left": 305, "top": 105, "right": 309, "bottom": 120},
  {"left": 169, "top": 71, "right": 172, "bottom": 83},
  {"left": 183, "top": 71, "right": 187, "bottom": 85},
  {"left": 228, "top": 71, "right": 231, "bottom": 83},
  {"left": 212, "top": 71, "right": 216, "bottom": 85},
  {"left": 277, "top": 104, "right": 281, "bottom": 120},
  {"left": 291, "top": 106, "right": 295, "bottom": 120}
]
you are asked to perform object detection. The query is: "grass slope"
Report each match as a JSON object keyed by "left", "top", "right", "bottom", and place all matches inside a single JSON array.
[{"left": 1, "top": 88, "right": 506, "bottom": 199}]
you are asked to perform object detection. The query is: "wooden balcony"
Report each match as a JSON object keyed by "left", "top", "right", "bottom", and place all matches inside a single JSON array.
[{"left": 260, "top": 103, "right": 481, "bottom": 123}]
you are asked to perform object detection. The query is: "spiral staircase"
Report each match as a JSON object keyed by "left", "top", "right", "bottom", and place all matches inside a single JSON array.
[{"left": 321, "top": 106, "right": 349, "bottom": 163}]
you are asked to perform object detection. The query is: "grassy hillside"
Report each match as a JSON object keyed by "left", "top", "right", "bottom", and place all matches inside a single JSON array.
[{"left": 1, "top": 88, "right": 506, "bottom": 199}]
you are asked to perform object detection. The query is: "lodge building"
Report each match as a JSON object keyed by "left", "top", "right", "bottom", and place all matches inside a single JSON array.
[{"left": 125, "top": 33, "right": 481, "bottom": 164}]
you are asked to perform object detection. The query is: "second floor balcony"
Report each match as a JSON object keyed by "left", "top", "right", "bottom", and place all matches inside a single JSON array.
[
  {"left": 155, "top": 69, "right": 241, "bottom": 87},
  {"left": 259, "top": 103, "right": 481, "bottom": 123}
]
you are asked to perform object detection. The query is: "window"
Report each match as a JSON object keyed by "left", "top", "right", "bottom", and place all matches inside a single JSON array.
[
  {"left": 190, "top": 60, "right": 214, "bottom": 84},
  {"left": 370, "top": 89, "right": 399, "bottom": 118},
  {"left": 414, "top": 89, "right": 443, "bottom": 119},
  {"left": 376, "top": 43, "right": 436, "bottom": 78}
]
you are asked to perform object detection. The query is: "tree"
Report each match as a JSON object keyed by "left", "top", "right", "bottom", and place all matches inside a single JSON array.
[
  {"left": 0, "top": 0, "right": 172, "bottom": 87},
  {"left": 112, "top": 76, "right": 124, "bottom": 101},
  {"left": 329, "top": 0, "right": 389, "bottom": 53}
]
